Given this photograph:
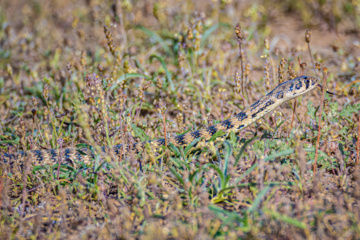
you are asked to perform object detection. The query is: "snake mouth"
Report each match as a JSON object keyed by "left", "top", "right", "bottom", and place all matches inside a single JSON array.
[{"left": 318, "top": 84, "right": 338, "bottom": 96}]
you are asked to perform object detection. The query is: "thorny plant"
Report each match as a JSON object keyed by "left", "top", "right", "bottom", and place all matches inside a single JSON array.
[{"left": 0, "top": 0, "right": 360, "bottom": 239}]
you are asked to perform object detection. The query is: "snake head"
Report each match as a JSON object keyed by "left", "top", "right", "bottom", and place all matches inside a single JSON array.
[{"left": 282, "top": 76, "right": 319, "bottom": 100}]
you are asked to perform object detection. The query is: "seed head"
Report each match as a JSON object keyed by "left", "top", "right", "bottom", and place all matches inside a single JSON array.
[
  {"left": 104, "top": 25, "right": 115, "bottom": 55},
  {"left": 264, "top": 38, "right": 270, "bottom": 50},
  {"left": 264, "top": 59, "right": 271, "bottom": 90},
  {"left": 187, "top": 28, "right": 193, "bottom": 40},
  {"left": 244, "top": 63, "right": 251, "bottom": 77},
  {"left": 288, "top": 62, "right": 297, "bottom": 79},
  {"left": 156, "top": 77, "right": 163, "bottom": 89},
  {"left": 305, "top": 29, "right": 311, "bottom": 43},
  {"left": 234, "top": 71, "right": 241, "bottom": 94},
  {"left": 32, "top": 96, "right": 38, "bottom": 106},
  {"left": 43, "top": 84, "right": 49, "bottom": 101},
  {"left": 235, "top": 24, "right": 243, "bottom": 40},
  {"left": 278, "top": 58, "right": 287, "bottom": 84}
]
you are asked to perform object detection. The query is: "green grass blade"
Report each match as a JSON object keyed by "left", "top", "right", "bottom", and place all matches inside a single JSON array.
[
  {"left": 136, "top": 26, "right": 172, "bottom": 55},
  {"left": 110, "top": 73, "right": 149, "bottom": 92},
  {"left": 234, "top": 136, "right": 258, "bottom": 166},
  {"left": 247, "top": 185, "right": 271, "bottom": 213},
  {"left": 149, "top": 54, "right": 174, "bottom": 92},
  {"left": 263, "top": 208, "right": 307, "bottom": 229},
  {"left": 201, "top": 23, "right": 231, "bottom": 47}
]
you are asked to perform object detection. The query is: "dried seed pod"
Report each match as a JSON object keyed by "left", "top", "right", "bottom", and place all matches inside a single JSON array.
[
  {"left": 244, "top": 63, "right": 251, "bottom": 78},
  {"left": 264, "top": 59, "right": 271, "bottom": 90},
  {"left": 43, "top": 84, "right": 50, "bottom": 101},
  {"left": 264, "top": 38, "right": 270, "bottom": 50},
  {"left": 104, "top": 25, "right": 115, "bottom": 55},
  {"left": 278, "top": 58, "right": 287, "bottom": 84},
  {"left": 234, "top": 71, "right": 241, "bottom": 94},
  {"left": 288, "top": 62, "right": 297, "bottom": 79},
  {"left": 235, "top": 24, "right": 243, "bottom": 40},
  {"left": 32, "top": 96, "right": 38, "bottom": 106},
  {"left": 305, "top": 29, "right": 311, "bottom": 43}
]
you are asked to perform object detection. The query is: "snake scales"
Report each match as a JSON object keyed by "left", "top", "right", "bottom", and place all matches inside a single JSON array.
[{"left": 2, "top": 76, "right": 319, "bottom": 168}]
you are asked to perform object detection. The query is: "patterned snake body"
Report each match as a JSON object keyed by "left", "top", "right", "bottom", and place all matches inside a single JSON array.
[{"left": 2, "top": 76, "right": 319, "bottom": 167}]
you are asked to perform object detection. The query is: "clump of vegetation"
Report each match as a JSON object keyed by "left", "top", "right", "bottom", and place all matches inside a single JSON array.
[{"left": 1, "top": 0, "right": 360, "bottom": 238}]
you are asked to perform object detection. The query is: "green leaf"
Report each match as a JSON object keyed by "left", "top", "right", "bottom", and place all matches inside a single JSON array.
[
  {"left": 209, "top": 130, "right": 226, "bottom": 142},
  {"left": 168, "top": 143, "right": 181, "bottom": 157},
  {"left": 184, "top": 137, "right": 202, "bottom": 156},
  {"left": 263, "top": 208, "right": 307, "bottom": 229},
  {"left": 136, "top": 26, "right": 172, "bottom": 55},
  {"left": 234, "top": 136, "right": 259, "bottom": 166},
  {"left": 149, "top": 54, "right": 175, "bottom": 92},
  {"left": 201, "top": 23, "right": 231, "bottom": 47},
  {"left": 131, "top": 123, "right": 150, "bottom": 141},
  {"left": 222, "top": 141, "right": 231, "bottom": 177},
  {"left": 247, "top": 186, "right": 271, "bottom": 213},
  {"left": 339, "top": 103, "right": 360, "bottom": 118},
  {"left": 110, "top": 73, "right": 149, "bottom": 92},
  {"left": 207, "top": 163, "right": 225, "bottom": 185},
  {"left": 170, "top": 166, "right": 185, "bottom": 186}
]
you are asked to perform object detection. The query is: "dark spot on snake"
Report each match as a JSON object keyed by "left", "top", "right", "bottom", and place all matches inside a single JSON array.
[
  {"left": 250, "top": 100, "right": 260, "bottom": 109},
  {"left": 276, "top": 92, "right": 284, "bottom": 99},
  {"left": 175, "top": 135, "right": 187, "bottom": 145},
  {"left": 76, "top": 151, "right": 83, "bottom": 160},
  {"left": 289, "top": 82, "right": 294, "bottom": 92},
  {"left": 34, "top": 150, "right": 43, "bottom": 161},
  {"left": 157, "top": 138, "right": 166, "bottom": 146},
  {"left": 114, "top": 148, "right": 120, "bottom": 155},
  {"left": 64, "top": 148, "right": 72, "bottom": 160},
  {"left": 63, "top": 158, "right": 74, "bottom": 166},
  {"left": 221, "top": 119, "right": 234, "bottom": 130},
  {"left": 251, "top": 101, "right": 273, "bottom": 118},
  {"left": 207, "top": 125, "right": 218, "bottom": 135},
  {"left": 191, "top": 130, "right": 201, "bottom": 139},
  {"left": 236, "top": 111, "right": 247, "bottom": 121},
  {"left": 238, "top": 124, "right": 245, "bottom": 129},
  {"left": 266, "top": 100, "right": 274, "bottom": 106},
  {"left": 295, "top": 81, "right": 302, "bottom": 90},
  {"left": 50, "top": 149, "right": 57, "bottom": 160}
]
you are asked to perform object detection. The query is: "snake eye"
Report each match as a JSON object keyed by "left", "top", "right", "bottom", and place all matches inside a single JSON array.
[{"left": 305, "top": 79, "right": 310, "bottom": 85}]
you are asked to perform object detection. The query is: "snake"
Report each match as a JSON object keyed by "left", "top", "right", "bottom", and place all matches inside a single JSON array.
[{"left": 2, "top": 76, "right": 319, "bottom": 168}]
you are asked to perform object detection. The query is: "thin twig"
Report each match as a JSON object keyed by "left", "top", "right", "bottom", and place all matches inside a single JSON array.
[
  {"left": 313, "top": 69, "right": 327, "bottom": 173},
  {"left": 307, "top": 42, "right": 318, "bottom": 78},
  {"left": 162, "top": 112, "right": 167, "bottom": 147},
  {"left": 239, "top": 43, "right": 244, "bottom": 97},
  {"left": 19, "top": 155, "right": 31, "bottom": 233},
  {"left": 288, "top": 99, "right": 297, "bottom": 138},
  {"left": 57, "top": 138, "right": 64, "bottom": 180},
  {"left": 135, "top": 100, "right": 143, "bottom": 121},
  {"left": 356, "top": 113, "right": 360, "bottom": 165}
]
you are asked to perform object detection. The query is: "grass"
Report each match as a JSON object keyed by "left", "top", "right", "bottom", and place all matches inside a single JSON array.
[{"left": 1, "top": 0, "right": 360, "bottom": 239}]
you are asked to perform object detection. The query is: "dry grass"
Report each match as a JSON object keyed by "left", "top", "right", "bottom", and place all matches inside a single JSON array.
[{"left": 1, "top": 0, "right": 360, "bottom": 239}]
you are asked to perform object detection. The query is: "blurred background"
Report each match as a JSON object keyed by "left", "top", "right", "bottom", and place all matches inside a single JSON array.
[{"left": 1, "top": 0, "right": 359, "bottom": 85}]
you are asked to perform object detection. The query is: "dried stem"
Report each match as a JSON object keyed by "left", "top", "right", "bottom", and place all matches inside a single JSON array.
[
  {"left": 162, "top": 113, "right": 167, "bottom": 147},
  {"left": 288, "top": 99, "right": 297, "bottom": 137},
  {"left": 57, "top": 138, "right": 64, "bottom": 180},
  {"left": 239, "top": 43, "right": 244, "bottom": 96},
  {"left": 356, "top": 113, "right": 360, "bottom": 165},
  {"left": 235, "top": 24, "right": 245, "bottom": 97},
  {"left": 135, "top": 100, "right": 143, "bottom": 121},
  {"left": 307, "top": 43, "right": 318, "bottom": 78},
  {"left": 313, "top": 69, "right": 327, "bottom": 173},
  {"left": 19, "top": 156, "right": 30, "bottom": 234}
]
